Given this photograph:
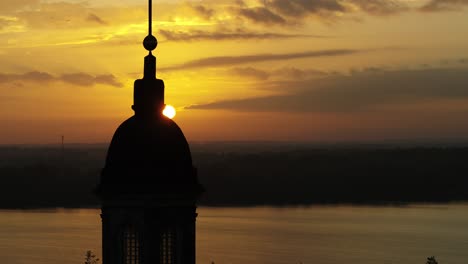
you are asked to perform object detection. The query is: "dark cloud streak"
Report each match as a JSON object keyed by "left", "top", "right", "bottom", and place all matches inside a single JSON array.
[
  {"left": 189, "top": 4, "right": 215, "bottom": 20},
  {"left": 350, "top": 0, "right": 408, "bottom": 15},
  {"left": 187, "top": 68, "right": 468, "bottom": 113},
  {"left": 229, "top": 67, "right": 328, "bottom": 80},
  {"left": 420, "top": 0, "right": 468, "bottom": 11},
  {"left": 234, "top": 0, "right": 407, "bottom": 26},
  {"left": 0, "top": 71, "right": 122, "bottom": 87},
  {"left": 228, "top": 0, "right": 464, "bottom": 26},
  {"left": 159, "top": 29, "right": 326, "bottom": 41},
  {"left": 268, "top": 0, "right": 347, "bottom": 17},
  {"left": 87, "top": 13, "right": 107, "bottom": 25},
  {"left": 230, "top": 67, "right": 271, "bottom": 80},
  {"left": 162, "top": 49, "right": 360, "bottom": 71},
  {"left": 236, "top": 6, "right": 287, "bottom": 25}
]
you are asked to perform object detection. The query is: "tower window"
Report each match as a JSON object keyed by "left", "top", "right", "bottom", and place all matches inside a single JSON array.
[
  {"left": 123, "top": 225, "right": 140, "bottom": 264},
  {"left": 160, "top": 228, "right": 176, "bottom": 264}
]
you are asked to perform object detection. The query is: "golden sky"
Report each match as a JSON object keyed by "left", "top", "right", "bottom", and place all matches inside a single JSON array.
[{"left": 1, "top": 0, "right": 468, "bottom": 144}]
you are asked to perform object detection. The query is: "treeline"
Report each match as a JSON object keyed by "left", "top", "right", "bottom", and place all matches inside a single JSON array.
[
  {"left": 0, "top": 146, "right": 104, "bottom": 208},
  {"left": 196, "top": 147, "right": 468, "bottom": 205},
  {"left": 0, "top": 143, "right": 467, "bottom": 208}
]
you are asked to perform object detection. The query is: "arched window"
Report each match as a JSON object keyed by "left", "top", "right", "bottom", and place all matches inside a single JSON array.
[
  {"left": 160, "top": 227, "right": 176, "bottom": 264},
  {"left": 122, "top": 225, "right": 140, "bottom": 264}
]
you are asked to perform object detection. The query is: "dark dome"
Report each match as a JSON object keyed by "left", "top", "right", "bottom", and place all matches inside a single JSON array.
[{"left": 98, "top": 115, "right": 200, "bottom": 195}]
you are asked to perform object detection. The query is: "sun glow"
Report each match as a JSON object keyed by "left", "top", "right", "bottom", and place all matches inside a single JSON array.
[{"left": 163, "top": 105, "right": 176, "bottom": 119}]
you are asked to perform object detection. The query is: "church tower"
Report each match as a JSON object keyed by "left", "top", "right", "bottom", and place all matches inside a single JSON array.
[{"left": 97, "top": 1, "right": 203, "bottom": 264}]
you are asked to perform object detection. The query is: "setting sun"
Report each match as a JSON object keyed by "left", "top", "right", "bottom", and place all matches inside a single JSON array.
[
  {"left": 2, "top": 0, "right": 468, "bottom": 264},
  {"left": 163, "top": 105, "right": 176, "bottom": 119}
]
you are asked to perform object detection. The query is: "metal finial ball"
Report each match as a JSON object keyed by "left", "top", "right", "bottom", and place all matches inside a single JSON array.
[{"left": 143, "top": 35, "right": 158, "bottom": 51}]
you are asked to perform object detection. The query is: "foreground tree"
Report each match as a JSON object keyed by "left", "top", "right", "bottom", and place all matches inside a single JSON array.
[
  {"left": 84, "top": 250, "right": 99, "bottom": 264},
  {"left": 427, "top": 256, "right": 438, "bottom": 264}
]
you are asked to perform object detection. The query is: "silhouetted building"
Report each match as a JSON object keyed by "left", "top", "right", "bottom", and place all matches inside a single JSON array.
[{"left": 96, "top": 1, "right": 203, "bottom": 263}]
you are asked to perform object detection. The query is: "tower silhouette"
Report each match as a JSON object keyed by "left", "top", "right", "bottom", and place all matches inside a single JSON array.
[{"left": 97, "top": 1, "right": 203, "bottom": 263}]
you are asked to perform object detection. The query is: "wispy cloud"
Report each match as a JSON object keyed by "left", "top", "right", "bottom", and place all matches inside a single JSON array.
[
  {"left": 0, "top": 71, "right": 54, "bottom": 83},
  {"left": 12, "top": 2, "right": 116, "bottom": 29},
  {"left": 348, "top": 0, "right": 409, "bottom": 15},
  {"left": 4, "top": 0, "right": 466, "bottom": 33},
  {"left": 229, "top": 67, "right": 271, "bottom": 80},
  {"left": 159, "top": 28, "right": 322, "bottom": 41},
  {"left": 187, "top": 67, "right": 468, "bottom": 112},
  {"left": 233, "top": 0, "right": 408, "bottom": 26},
  {"left": 189, "top": 4, "right": 216, "bottom": 20},
  {"left": 236, "top": 6, "right": 287, "bottom": 25},
  {"left": 60, "top": 73, "right": 122, "bottom": 87},
  {"left": 182, "top": 0, "right": 464, "bottom": 27},
  {"left": 0, "top": 71, "right": 123, "bottom": 87},
  {"left": 87, "top": 13, "right": 107, "bottom": 25},
  {"left": 420, "top": 0, "right": 468, "bottom": 12},
  {"left": 0, "top": 0, "right": 38, "bottom": 14},
  {"left": 162, "top": 49, "right": 360, "bottom": 71},
  {"left": 229, "top": 66, "right": 328, "bottom": 80}
]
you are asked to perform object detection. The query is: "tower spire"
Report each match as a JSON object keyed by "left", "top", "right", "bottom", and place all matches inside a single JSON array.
[
  {"left": 149, "top": 0, "right": 152, "bottom": 35},
  {"left": 143, "top": 0, "right": 158, "bottom": 78},
  {"left": 132, "top": 0, "right": 164, "bottom": 116}
]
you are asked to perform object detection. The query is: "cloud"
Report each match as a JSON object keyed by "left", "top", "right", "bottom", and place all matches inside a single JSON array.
[
  {"left": 349, "top": 0, "right": 408, "bottom": 15},
  {"left": 229, "top": 0, "right": 464, "bottom": 26},
  {"left": 274, "top": 67, "right": 329, "bottom": 79},
  {"left": 189, "top": 4, "right": 216, "bottom": 20},
  {"left": 420, "top": 0, "right": 468, "bottom": 11},
  {"left": 159, "top": 28, "right": 324, "bottom": 41},
  {"left": 167, "top": 2, "right": 219, "bottom": 24},
  {"left": 460, "top": 58, "right": 468, "bottom": 64},
  {"left": 15, "top": 2, "right": 114, "bottom": 29},
  {"left": 229, "top": 66, "right": 328, "bottom": 80},
  {"left": 0, "top": 71, "right": 54, "bottom": 83},
  {"left": 178, "top": 0, "right": 467, "bottom": 27},
  {"left": 236, "top": 6, "right": 287, "bottom": 25},
  {"left": 60, "top": 73, "right": 123, "bottom": 87},
  {"left": 93, "top": 74, "right": 123, "bottom": 87},
  {"left": 0, "top": 0, "right": 38, "bottom": 14},
  {"left": 87, "top": 13, "right": 107, "bottom": 25},
  {"left": 233, "top": 0, "right": 408, "bottom": 25},
  {"left": 267, "top": 0, "right": 347, "bottom": 17},
  {"left": 187, "top": 67, "right": 468, "bottom": 113},
  {"left": 0, "top": 71, "right": 123, "bottom": 87},
  {"left": 230, "top": 67, "right": 271, "bottom": 80},
  {"left": 162, "top": 49, "right": 360, "bottom": 71}
]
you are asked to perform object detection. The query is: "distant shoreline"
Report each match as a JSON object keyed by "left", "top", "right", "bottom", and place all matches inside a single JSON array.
[
  {"left": 2, "top": 140, "right": 468, "bottom": 148},
  {"left": 2, "top": 200, "right": 468, "bottom": 211},
  {"left": 1, "top": 144, "right": 468, "bottom": 209}
]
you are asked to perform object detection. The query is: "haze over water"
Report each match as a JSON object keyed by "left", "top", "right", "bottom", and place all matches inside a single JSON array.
[{"left": 1, "top": 205, "right": 468, "bottom": 264}]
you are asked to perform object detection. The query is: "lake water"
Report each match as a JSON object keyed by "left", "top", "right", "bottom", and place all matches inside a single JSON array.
[{"left": 1, "top": 205, "right": 468, "bottom": 264}]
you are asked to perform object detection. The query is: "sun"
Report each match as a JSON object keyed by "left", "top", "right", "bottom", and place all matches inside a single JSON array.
[{"left": 163, "top": 104, "right": 176, "bottom": 119}]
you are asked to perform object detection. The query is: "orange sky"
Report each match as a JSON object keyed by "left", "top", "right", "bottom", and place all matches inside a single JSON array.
[{"left": 1, "top": 0, "right": 468, "bottom": 144}]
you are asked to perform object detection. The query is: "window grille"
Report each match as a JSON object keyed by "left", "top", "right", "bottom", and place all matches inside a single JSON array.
[
  {"left": 160, "top": 228, "right": 176, "bottom": 264},
  {"left": 123, "top": 225, "right": 140, "bottom": 264}
]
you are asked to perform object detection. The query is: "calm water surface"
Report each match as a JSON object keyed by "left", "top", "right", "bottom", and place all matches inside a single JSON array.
[{"left": 1, "top": 205, "right": 468, "bottom": 264}]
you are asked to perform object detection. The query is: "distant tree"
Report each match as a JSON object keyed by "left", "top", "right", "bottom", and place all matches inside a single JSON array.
[
  {"left": 427, "top": 256, "right": 438, "bottom": 264},
  {"left": 84, "top": 250, "right": 100, "bottom": 264}
]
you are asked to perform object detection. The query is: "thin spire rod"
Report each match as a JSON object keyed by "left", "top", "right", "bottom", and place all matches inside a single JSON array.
[
  {"left": 148, "top": 0, "right": 152, "bottom": 35},
  {"left": 143, "top": 0, "right": 157, "bottom": 52}
]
